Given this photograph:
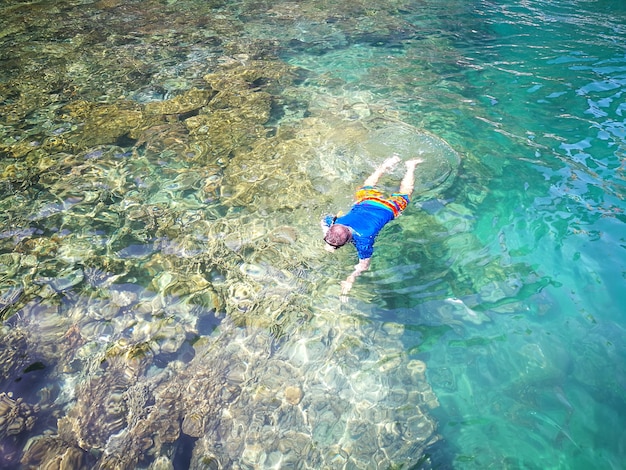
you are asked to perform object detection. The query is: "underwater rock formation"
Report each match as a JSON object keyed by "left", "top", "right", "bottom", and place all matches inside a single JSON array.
[
  {"left": 21, "top": 435, "right": 93, "bottom": 470},
  {"left": 0, "top": 392, "right": 40, "bottom": 467},
  {"left": 35, "top": 316, "right": 440, "bottom": 469},
  {"left": 0, "top": 393, "right": 39, "bottom": 440}
]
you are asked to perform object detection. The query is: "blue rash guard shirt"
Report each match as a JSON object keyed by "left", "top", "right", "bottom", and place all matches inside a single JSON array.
[
  {"left": 331, "top": 205, "right": 393, "bottom": 259},
  {"left": 324, "top": 186, "right": 410, "bottom": 259}
]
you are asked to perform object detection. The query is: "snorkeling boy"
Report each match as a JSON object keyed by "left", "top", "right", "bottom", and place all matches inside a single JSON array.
[{"left": 321, "top": 155, "right": 423, "bottom": 297}]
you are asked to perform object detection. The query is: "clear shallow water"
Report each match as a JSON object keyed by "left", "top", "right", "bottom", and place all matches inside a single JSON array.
[{"left": 1, "top": 0, "right": 625, "bottom": 468}]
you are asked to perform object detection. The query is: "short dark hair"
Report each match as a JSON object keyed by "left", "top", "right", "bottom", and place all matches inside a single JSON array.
[{"left": 324, "top": 224, "right": 352, "bottom": 248}]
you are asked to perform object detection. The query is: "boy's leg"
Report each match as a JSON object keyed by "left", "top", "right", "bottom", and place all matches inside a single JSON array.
[
  {"left": 398, "top": 159, "right": 424, "bottom": 197},
  {"left": 363, "top": 154, "right": 401, "bottom": 187}
]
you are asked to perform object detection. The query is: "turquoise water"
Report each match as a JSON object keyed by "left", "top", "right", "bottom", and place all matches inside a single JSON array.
[
  {"left": 288, "top": 1, "right": 626, "bottom": 466},
  {"left": 1, "top": 0, "right": 625, "bottom": 468}
]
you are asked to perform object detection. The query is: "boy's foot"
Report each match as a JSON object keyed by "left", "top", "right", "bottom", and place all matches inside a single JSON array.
[
  {"left": 405, "top": 158, "right": 424, "bottom": 168},
  {"left": 381, "top": 155, "right": 401, "bottom": 171}
]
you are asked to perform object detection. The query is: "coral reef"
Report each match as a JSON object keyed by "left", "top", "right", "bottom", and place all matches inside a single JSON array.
[
  {"left": 0, "top": 392, "right": 40, "bottom": 467},
  {"left": 0, "top": 393, "right": 39, "bottom": 440}
]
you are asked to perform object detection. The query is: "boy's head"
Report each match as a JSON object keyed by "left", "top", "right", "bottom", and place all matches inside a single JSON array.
[{"left": 324, "top": 224, "right": 352, "bottom": 250}]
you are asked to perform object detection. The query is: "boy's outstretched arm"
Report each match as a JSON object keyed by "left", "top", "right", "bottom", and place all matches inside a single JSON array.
[{"left": 340, "top": 258, "right": 371, "bottom": 297}]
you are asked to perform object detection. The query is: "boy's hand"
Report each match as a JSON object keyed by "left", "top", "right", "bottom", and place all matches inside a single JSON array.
[
  {"left": 340, "top": 278, "right": 354, "bottom": 303},
  {"left": 340, "top": 268, "right": 362, "bottom": 301},
  {"left": 341, "top": 274, "right": 356, "bottom": 294}
]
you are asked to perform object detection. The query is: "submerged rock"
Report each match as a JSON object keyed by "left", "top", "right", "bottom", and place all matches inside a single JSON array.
[
  {"left": 284, "top": 385, "right": 303, "bottom": 405},
  {"left": 144, "top": 88, "right": 214, "bottom": 117},
  {"left": 0, "top": 392, "right": 39, "bottom": 439},
  {"left": 21, "top": 435, "right": 93, "bottom": 470}
]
